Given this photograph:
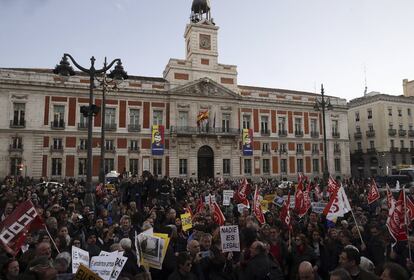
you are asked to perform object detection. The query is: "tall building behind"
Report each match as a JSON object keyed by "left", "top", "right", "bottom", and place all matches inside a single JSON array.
[{"left": 0, "top": 0, "right": 350, "bottom": 180}]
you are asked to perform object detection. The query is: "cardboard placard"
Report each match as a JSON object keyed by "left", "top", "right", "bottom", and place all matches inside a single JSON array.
[
  {"left": 72, "top": 246, "right": 90, "bottom": 273},
  {"left": 180, "top": 212, "right": 192, "bottom": 231},
  {"left": 220, "top": 225, "right": 240, "bottom": 252},
  {"left": 74, "top": 264, "right": 102, "bottom": 280},
  {"left": 223, "top": 190, "right": 234, "bottom": 206}
]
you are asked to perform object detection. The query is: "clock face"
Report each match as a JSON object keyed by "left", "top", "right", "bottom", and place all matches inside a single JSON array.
[{"left": 199, "top": 34, "right": 211, "bottom": 50}]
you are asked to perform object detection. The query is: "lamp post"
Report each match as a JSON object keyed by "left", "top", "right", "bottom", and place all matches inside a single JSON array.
[
  {"left": 313, "top": 84, "right": 333, "bottom": 185},
  {"left": 54, "top": 54, "right": 126, "bottom": 209}
]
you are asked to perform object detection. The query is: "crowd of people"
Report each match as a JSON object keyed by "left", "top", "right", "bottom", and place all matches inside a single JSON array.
[{"left": 0, "top": 174, "right": 413, "bottom": 280}]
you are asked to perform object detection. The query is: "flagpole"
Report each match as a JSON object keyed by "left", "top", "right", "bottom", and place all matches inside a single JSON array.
[
  {"left": 44, "top": 225, "right": 60, "bottom": 254},
  {"left": 403, "top": 187, "right": 412, "bottom": 261},
  {"left": 350, "top": 209, "right": 364, "bottom": 246}
]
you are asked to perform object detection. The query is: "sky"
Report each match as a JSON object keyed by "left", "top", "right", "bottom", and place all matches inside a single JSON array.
[{"left": 1, "top": 0, "right": 414, "bottom": 101}]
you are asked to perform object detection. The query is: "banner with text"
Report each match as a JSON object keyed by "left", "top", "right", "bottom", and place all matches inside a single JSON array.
[
  {"left": 72, "top": 246, "right": 90, "bottom": 274},
  {"left": 151, "top": 125, "right": 164, "bottom": 155},
  {"left": 242, "top": 129, "right": 253, "bottom": 156}
]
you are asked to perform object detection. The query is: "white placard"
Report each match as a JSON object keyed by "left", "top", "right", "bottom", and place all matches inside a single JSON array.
[
  {"left": 283, "top": 195, "right": 296, "bottom": 208},
  {"left": 110, "top": 255, "right": 128, "bottom": 280},
  {"left": 90, "top": 255, "right": 117, "bottom": 280},
  {"left": 220, "top": 225, "right": 240, "bottom": 252},
  {"left": 205, "top": 195, "right": 216, "bottom": 205},
  {"left": 237, "top": 203, "right": 249, "bottom": 213},
  {"left": 71, "top": 246, "right": 90, "bottom": 273},
  {"left": 311, "top": 202, "right": 328, "bottom": 214},
  {"left": 223, "top": 190, "right": 234, "bottom": 206}
]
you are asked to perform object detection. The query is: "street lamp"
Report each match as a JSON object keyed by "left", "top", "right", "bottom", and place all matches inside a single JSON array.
[
  {"left": 54, "top": 54, "right": 126, "bottom": 208},
  {"left": 97, "top": 58, "right": 128, "bottom": 185},
  {"left": 313, "top": 84, "right": 333, "bottom": 185}
]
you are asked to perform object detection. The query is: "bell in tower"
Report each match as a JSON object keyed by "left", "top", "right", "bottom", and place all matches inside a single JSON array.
[{"left": 191, "top": 0, "right": 214, "bottom": 24}]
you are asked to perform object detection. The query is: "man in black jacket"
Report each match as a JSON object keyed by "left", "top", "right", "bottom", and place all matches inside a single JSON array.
[{"left": 240, "top": 241, "right": 284, "bottom": 280}]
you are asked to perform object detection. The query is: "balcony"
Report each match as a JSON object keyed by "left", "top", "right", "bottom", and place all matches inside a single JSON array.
[
  {"left": 50, "top": 145, "right": 64, "bottom": 153},
  {"left": 260, "top": 129, "right": 270, "bottom": 136},
  {"left": 312, "top": 150, "right": 319, "bottom": 155},
  {"left": 104, "top": 123, "right": 117, "bottom": 131},
  {"left": 334, "top": 149, "right": 341, "bottom": 155},
  {"left": 366, "top": 130, "right": 375, "bottom": 138},
  {"left": 354, "top": 149, "right": 363, "bottom": 154},
  {"left": 10, "top": 119, "right": 25, "bottom": 128},
  {"left": 311, "top": 131, "right": 319, "bottom": 138},
  {"left": 296, "top": 149, "right": 304, "bottom": 155},
  {"left": 399, "top": 129, "right": 407, "bottom": 137},
  {"left": 262, "top": 150, "right": 271, "bottom": 155},
  {"left": 401, "top": 148, "right": 409, "bottom": 153},
  {"left": 354, "top": 132, "right": 362, "bottom": 139},
  {"left": 50, "top": 120, "right": 65, "bottom": 130},
  {"left": 77, "top": 122, "right": 88, "bottom": 130},
  {"left": 278, "top": 130, "right": 287, "bottom": 137},
  {"left": 170, "top": 126, "right": 240, "bottom": 137},
  {"left": 390, "top": 147, "right": 399, "bottom": 153},
  {"left": 278, "top": 149, "right": 288, "bottom": 155},
  {"left": 409, "top": 130, "right": 414, "bottom": 137},
  {"left": 77, "top": 145, "right": 87, "bottom": 152},
  {"left": 367, "top": 148, "right": 376, "bottom": 154},
  {"left": 388, "top": 129, "right": 397, "bottom": 136},
  {"left": 295, "top": 130, "right": 304, "bottom": 137},
  {"left": 332, "top": 132, "right": 340, "bottom": 138},
  {"left": 9, "top": 144, "right": 23, "bottom": 153},
  {"left": 128, "top": 147, "right": 140, "bottom": 153},
  {"left": 105, "top": 147, "right": 116, "bottom": 153},
  {"left": 128, "top": 124, "right": 141, "bottom": 132}
]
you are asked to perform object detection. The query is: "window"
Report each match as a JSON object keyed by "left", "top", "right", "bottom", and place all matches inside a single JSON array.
[
  {"left": 401, "top": 140, "right": 405, "bottom": 148},
  {"left": 223, "top": 159, "right": 231, "bottom": 175},
  {"left": 310, "top": 119, "right": 318, "bottom": 133},
  {"left": 242, "top": 115, "right": 251, "bottom": 129},
  {"left": 334, "top": 143, "right": 340, "bottom": 153},
  {"left": 179, "top": 159, "right": 187, "bottom": 175},
  {"left": 368, "top": 124, "right": 374, "bottom": 131},
  {"left": 79, "top": 139, "right": 88, "bottom": 150},
  {"left": 398, "top": 109, "right": 402, "bottom": 117},
  {"left": 356, "top": 126, "right": 361, "bottom": 133},
  {"left": 153, "top": 110, "right": 163, "bottom": 125},
  {"left": 130, "top": 109, "right": 140, "bottom": 126},
  {"left": 178, "top": 111, "right": 188, "bottom": 127},
  {"left": 262, "top": 143, "right": 270, "bottom": 153},
  {"left": 297, "top": 143, "right": 303, "bottom": 153},
  {"left": 399, "top": 124, "right": 404, "bottom": 130},
  {"left": 312, "top": 144, "right": 318, "bottom": 153},
  {"left": 297, "top": 159, "right": 304, "bottom": 173},
  {"left": 334, "top": 159, "right": 341, "bottom": 172},
  {"left": 278, "top": 117, "right": 286, "bottom": 132},
  {"left": 367, "top": 109, "right": 372, "bottom": 119},
  {"left": 370, "top": 141, "right": 375, "bottom": 149},
  {"left": 280, "top": 143, "right": 287, "bottom": 153},
  {"left": 357, "top": 142, "right": 362, "bottom": 150},
  {"left": 10, "top": 158, "right": 22, "bottom": 176},
  {"left": 408, "top": 108, "right": 411, "bottom": 116},
  {"left": 153, "top": 159, "right": 162, "bottom": 176},
  {"left": 391, "top": 139, "right": 395, "bottom": 148},
  {"left": 52, "top": 138, "right": 63, "bottom": 149},
  {"left": 389, "top": 123, "right": 393, "bottom": 129},
  {"left": 79, "top": 113, "right": 88, "bottom": 127},
  {"left": 129, "top": 159, "right": 139, "bottom": 175},
  {"left": 222, "top": 113, "right": 230, "bottom": 132},
  {"left": 105, "top": 108, "right": 116, "bottom": 126},
  {"left": 53, "top": 105, "right": 65, "bottom": 127},
  {"left": 332, "top": 120, "right": 339, "bottom": 134},
  {"left": 312, "top": 159, "right": 319, "bottom": 172},
  {"left": 52, "top": 158, "right": 62, "bottom": 176},
  {"left": 12, "top": 103, "right": 25, "bottom": 126},
  {"left": 410, "top": 124, "right": 413, "bottom": 131},
  {"left": 130, "top": 140, "right": 138, "bottom": 150},
  {"left": 263, "top": 159, "right": 270, "bottom": 174},
  {"left": 388, "top": 108, "right": 392, "bottom": 116},
  {"left": 104, "top": 159, "right": 114, "bottom": 174},
  {"left": 294, "top": 118, "right": 302, "bottom": 134},
  {"left": 11, "top": 137, "right": 22, "bottom": 149},
  {"left": 280, "top": 159, "right": 287, "bottom": 173},
  {"left": 411, "top": 141, "right": 414, "bottom": 149},
  {"left": 244, "top": 159, "right": 252, "bottom": 175},
  {"left": 105, "top": 140, "right": 114, "bottom": 151},
  {"left": 78, "top": 158, "right": 87, "bottom": 175},
  {"left": 355, "top": 112, "right": 360, "bottom": 122},
  {"left": 261, "top": 116, "right": 269, "bottom": 134}
]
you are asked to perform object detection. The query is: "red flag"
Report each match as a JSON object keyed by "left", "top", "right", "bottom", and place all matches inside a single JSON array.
[
  {"left": 253, "top": 186, "right": 265, "bottom": 224},
  {"left": 280, "top": 192, "right": 292, "bottom": 231},
  {"left": 0, "top": 200, "right": 44, "bottom": 255},
  {"left": 234, "top": 178, "right": 250, "bottom": 205},
  {"left": 386, "top": 191, "right": 408, "bottom": 243},
  {"left": 294, "top": 177, "right": 309, "bottom": 218},
  {"left": 195, "top": 197, "right": 205, "bottom": 215},
  {"left": 406, "top": 195, "right": 414, "bottom": 222},
  {"left": 367, "top": 178, "right": 380, "bottom": 204},
  {"left": 386, "top": 184, "right": 394, "bottom": 209},
  {"left": 314, "top": 182, "right": 322, "bottom": 201},
  {"left": 327, "top": 176, "right": 340, "bottom": 195},
  {"left": 211, "top": 202, "right": 225, "bottom": 226}
]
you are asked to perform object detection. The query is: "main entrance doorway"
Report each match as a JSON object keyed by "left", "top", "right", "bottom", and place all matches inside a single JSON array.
[{"left": 198, "top": 145, "right": 214, "bottom": 180}]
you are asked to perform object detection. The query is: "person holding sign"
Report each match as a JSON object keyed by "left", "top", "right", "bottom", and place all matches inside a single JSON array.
[{"left": 168, "top": 251, "right": 197, "bottom": 280}]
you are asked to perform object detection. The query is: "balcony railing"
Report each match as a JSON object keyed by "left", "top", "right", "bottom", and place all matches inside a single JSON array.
[
  {"left": 354, "top": 132, "right": 362, "bottom": 139},
  {"left": 77, "top": 122, "right": 88, "bottom": 130},
  {"left": 260, "top": 129, "right": 270, "bottom": 136},
  {"left": 105, "top": 147, "right": 116, "bottom": 153},
  {"left": 366, "top": 130, "right": 375, "bottom": 137},
  {"left": 399, "top": 129, "right": 407, "bottom": 137},
  {"left": 332, "top": 132, "right": 340, "bottom": 138},
  {"left": 409, "top": 130, "right": 414, "bottom": 137},
  {"left": 10, "top": 119, "right": 25, "bottom": 128},
  {"left": 262, "top": 150, "right": 271, "bottom": 155},
  {"left": 390, "top": 147, "right": 399, "bottom": 153},
  {"left": 278, "top": 130, "right": 287, "bottom": 137},
  {"left": 401, "top": 148, "right": 409, "bottom": 153},
  {"left": 311, "top": 131, "right": 319, "bottom": 138},
  {"left": 367, "top": 148, "right": 376, "bottom": 154},
  {"left": 104, "top": 123, "right": 117, "bottom": 131},
  {"left": 295, "top": 130, "right": 304, "bottom": 137},
  {"left": 9, "top": 144, "right": 23, "bottom": 152},
  {"left": 355, "top": 149, "right": 363, "bottom": 154},
  {"left": 77, "top": 145, "right": 87, "bottom": 152},
  {"left": 51, "top": 120, "right": 65, "bottom": 129},
  {"left": 50, "top": 145, "right": 64, "bottom": 152},
  {"left": 296, "top": 149, "right": 304, "bottom": 155},
  {"left": 388, "top": 129, "right": 397, "bottom": 136},
  {"left": 128, "top": 124, "right": 141, "bottom": 132},
  {"left": 128, "top": 147, "right": 140, "bottom": 153},
  {"left": 170, "top": 126, "right": 240, "bottom": 136},
  {"left": 312, "top": 150, "right": 319, "bottom": 155},
  {"left": 278, "top": 149, "right": 288, "bottom": 155}
]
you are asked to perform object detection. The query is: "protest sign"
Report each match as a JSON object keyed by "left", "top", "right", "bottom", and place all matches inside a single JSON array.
[
  {"left": 283, "top": 195, "right": 295, "bottom": 208},
  {"left": 74, "top": 264, "right": 102, "bottom": 280},
  {"left": 260, "top": 200, "right": 269, "bottom": 212},
  {"left": 223, "top": 190, "right": 234, "bottom": 206},
  {"left": 311, "top": 202, "right": 328, "bottom": 214},
  {"left": 137, "top": 233, "right": 162, "bottom": 264},
  {"left": 109, "top": 255, "right": 127, "bottom": 280},
  {"left": 72, "top": 246, "right": 90, "bottom": 273},
  {"left": 90, "top": 255, "right": 117, "bottom": 280},
  {"left": 220, "top": 225, "right": 240, "bottom": 252},
  {"left": 180, "top": 212, "right": 192, "bottom": 231},
  {"left": 205, "top": 195, "right": 216, "bottom": 205},
  {"left": 273, "top": 196, "right": 285, "bottom": 207},
  {"left": 237, "top": 203, "right": 249, "bottom": 214}
]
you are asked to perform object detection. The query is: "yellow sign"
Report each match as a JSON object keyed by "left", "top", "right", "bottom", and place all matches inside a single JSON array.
[
  {"left": 260, "top": 200, "right": 269, "bottom": 213},
  {"left": 74, "top": 264, "right": 102, "bottom": 280},
  {"left": 180, "top": 213, "right": 193, "bottom": 232}
]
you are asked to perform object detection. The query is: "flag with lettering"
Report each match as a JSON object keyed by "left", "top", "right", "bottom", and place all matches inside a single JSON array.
[
  {"left": 386, "top": 191, "right": 408, "bottom": 243},
  {"left": 280, "top": 192, "right": 292, "bottom": 231},
  {"left": 323, "top": 186, "right": 351, "bottom": 222},
  {"left": 367, "top": 178, "right": 380, "bottom": 204},
  {"left": 211, "top": 202, "right": 226, "bottom": 226},
  {"left": 327, "top": 176, "right": 340, "bottom": 196},
  {"left": 294, "top": 176, "right": 310, "bottom": 218},
  {"left": 234, "top": 178, "right": 250, "bottom": 205},
  {"left": 253, "top": 186, "right": 265, "bottom": 224},
  {"left": 0, "top": 200, "right": 44, "bottom": 255}
]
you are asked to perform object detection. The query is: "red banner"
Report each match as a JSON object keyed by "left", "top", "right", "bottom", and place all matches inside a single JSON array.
[
  {"left": 0, "top": 200, "right": 44, "bottom": 255},
  {"left": 327, "top": 176, "right": 340, "bottom": 195},
  {"left": 234, "top": 178, "right": 250, "bottom": 205},
  {"left": 386, "top": 191, "right": 408, "bottom": 243},
  {"left": 367, "top": 179, "right": 380, "bottom": 204},
  {"left": 280, "top": 192, "right": 292, "bottom": 231},
  {"left": 253, "top": 186, "right": 265, "bottom": 224},
  {"left": 212, "top": 202, "right": 225, "bottom": 226}
]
